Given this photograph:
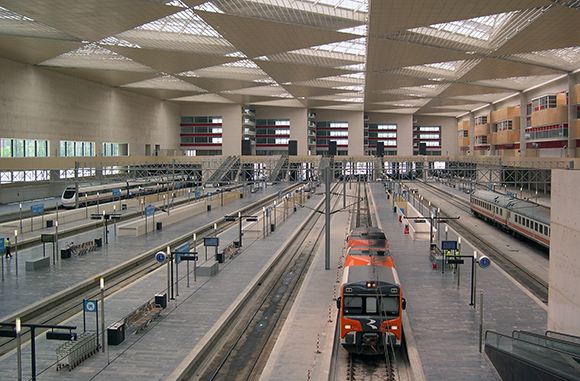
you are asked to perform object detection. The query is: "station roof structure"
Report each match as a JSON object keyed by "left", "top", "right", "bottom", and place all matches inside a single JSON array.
[{"left": 0, "top": 0, "right": 579, "bottom": 117}]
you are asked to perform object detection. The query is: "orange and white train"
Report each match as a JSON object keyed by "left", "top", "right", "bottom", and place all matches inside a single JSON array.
[
  {"left": 337, "top": 227, "right": 406, "bottom": 355},
  {"left": 470, "top": 190, "right": 550, "bottom": 249}
]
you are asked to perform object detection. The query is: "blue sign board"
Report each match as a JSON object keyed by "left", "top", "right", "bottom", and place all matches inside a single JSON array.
[
  {"left": 175, "top": 242, "right": 190, "bottom": 264},
  {"left": 278, "top": 191, "right": 282, "bottom": 197},
  {"left": 112, "top": 189, "right": 121, "bottom": 196},
  {"left": 175, "top": 182, "right": 180, "bottom": 189},
  {"left": 145, "top": 205, "right": 155, "bottom": 216},
  {"left": 195, "top": 189, "right": 201, "bottom": 197},
  {"left": 488, "top": 183, "right": 493, "bottom": 189},
  {"left": 506, "top": 191, "right": 513, "bottom": 198},
  {"left": 0, "top": 238, "right": 4, "bottom": 254},
  {"left": 30, "top": 204, "right": 44, "bottom": 215},
  {"left": 84, "top": 300, "right": 97, "bottom": 312}
]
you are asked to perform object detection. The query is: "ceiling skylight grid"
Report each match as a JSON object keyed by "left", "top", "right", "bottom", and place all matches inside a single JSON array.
[
  {"left": 261, "top": 49, "right": 363, "bottom": 68},
  {"left": 0, "top": 6, "right": 79, "bottom": 40},
  {"left": 448, "top": 92, "right": 515, "bottom": 103},
  {"left": 499, "top": 47, "right": 580, "bottom": 72},
  {"left": 467, "top": 74, "right": 566, "bottom": 91},
  {"left": 382, "top": 59, "right": 481, "bottom": 81},
  {"left": 382, "top": 7, "right": 549, "bottom": 55},
  {"left": 121, "top": 75, "right": 207, "bottom": 91},
  {"left": 550, "top": 0, "right": 580, "bottom": 10},
  {"left": 38, "top": 44, "right": 157, "bottom": 72},
  {"left": 199, "top": 0, "right": 367, "bottom": 30},
  {"left": 313, "top": 37, "right": 367, "bottom": 56},
  {"left": 380, "top": 83, "right": 451, "bottom": 97},
  {"left": 184, "top": 62, "right": 271, "bottom": 80}
]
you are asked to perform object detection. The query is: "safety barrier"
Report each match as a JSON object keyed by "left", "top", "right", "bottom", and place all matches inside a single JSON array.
[{"left": 55, "top": 332, "right": 99, "bottom": 371}]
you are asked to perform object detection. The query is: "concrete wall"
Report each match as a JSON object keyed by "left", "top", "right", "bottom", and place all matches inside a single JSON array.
[
  {"left": 0, "top": 57, "right": 180, "bottom": 157},
  {"left": 179, "top": 103, "right": 242, "bottom": 155},
  {"left": 548, "top": 169, "right": 580, "bottom": 335}
]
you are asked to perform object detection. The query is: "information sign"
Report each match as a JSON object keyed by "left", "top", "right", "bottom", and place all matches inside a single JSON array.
[
  {"left": 145, "top": 205, "right": 155, "bottom": 216},
  {"left": 441, "top": 240, "right": 457, "bottom": 250},
  {"left": 175, "top": 243, "right": 190, "bottom": 264},
  {"left": 195, "top": 189, "right": 201, "bottom": 197},
  {"left": 30, "top": 204, "right": 44, "bottom": 215},
  {"left": 0, "top": 238, "right": 4, "bottom": 254},
  {"left": 112, "top": 189, "right": 121, "bottom": 196},
  {"left": 84, "top": 300, "right": 97, "bottom": 312},
  {"left": 204, "top": 237, "right": 219, "bottom": 247}
]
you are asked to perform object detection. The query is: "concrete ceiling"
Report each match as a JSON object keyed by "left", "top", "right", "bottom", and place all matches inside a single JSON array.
[{"left": 0, "top": 0, "right": 578, "bottom": 117}]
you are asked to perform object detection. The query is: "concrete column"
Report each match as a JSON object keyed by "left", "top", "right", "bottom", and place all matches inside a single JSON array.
[
  {"left": 519, "top": 92, "right": 527, "bottom": 158},
  {"left": 469, "top": 112, "right": 475, "bottom": 157},
  {"left": 568, "top": 74, "right": 576, "bottom": 158}
]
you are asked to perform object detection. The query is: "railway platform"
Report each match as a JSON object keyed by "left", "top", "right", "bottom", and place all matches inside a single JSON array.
[
  {"left": 371, "top": 182, "right": 548, "bottom": 380},
  {"left": 0, "top": 183, "right": 322, "bottom": 380}
]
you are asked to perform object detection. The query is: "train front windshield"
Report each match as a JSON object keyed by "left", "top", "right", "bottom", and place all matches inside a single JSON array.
[
  {"left": 344, "top": 296, "right": 399, "bottom": 317},
  {"left": 62, "top": 188, "right": 76, "bottom": 199}
]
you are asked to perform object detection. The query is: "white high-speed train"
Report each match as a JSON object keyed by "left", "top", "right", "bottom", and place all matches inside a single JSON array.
[{"left": 61, "top": 177, "right": 185, "bottom": 208}]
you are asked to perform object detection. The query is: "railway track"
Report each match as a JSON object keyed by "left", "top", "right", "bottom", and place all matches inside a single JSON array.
[
  {"left": 0, "top": 183, "right": 303, "bottom": 357},
  {"left": 331, "top": 182, "right": 409, "bottom": 381},
  {"left": 192, "top": 183, "right": 341, "bottom": 381},
  {"left": 413, "top": 181, "right": 549, "bottom": 303}
]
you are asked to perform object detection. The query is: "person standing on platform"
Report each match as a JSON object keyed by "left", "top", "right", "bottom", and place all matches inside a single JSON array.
[{"left": 5, "top": 237, "right": 12, "bottom": 258}]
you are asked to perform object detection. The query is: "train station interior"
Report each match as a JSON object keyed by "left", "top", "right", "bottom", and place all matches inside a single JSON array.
[{"left": 2, "top": 1, "right": 580, "bottom": 380}]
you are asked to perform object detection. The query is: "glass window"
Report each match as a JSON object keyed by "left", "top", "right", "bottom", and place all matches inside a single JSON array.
[
  {"left": 344, "top": 297, "right": 363, "bottom": 314},
  {"left": 380, "top": 297, "right": 400, "bottom": 315},
  {"left": 366, "top": 297, "right": 377, "bottom": 314}
]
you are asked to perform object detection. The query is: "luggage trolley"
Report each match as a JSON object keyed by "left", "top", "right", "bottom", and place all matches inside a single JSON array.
[{"left": 55, "top": 332, "right": 99, "bottom": 371}]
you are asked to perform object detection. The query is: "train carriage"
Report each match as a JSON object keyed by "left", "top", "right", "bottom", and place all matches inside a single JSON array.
[
  {"left": 337, "top": 265, "right": 405, "bottom": 355},
  {"left": 470, "top": 190, "right": 550, "bottom": 248},
  {"left": 344, "top": 246, "right": 394, "bottom": 268},
  {"left": 347, "top": 226, "right": 389, "bottom": 251}
]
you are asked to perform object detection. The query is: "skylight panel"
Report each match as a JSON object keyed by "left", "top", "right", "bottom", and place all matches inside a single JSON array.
[
  {"left": 380, "top": 83, "right": 451, "bottom": 97},
  {"left": 468, "top": 74, "right": 566, "bottom": 91},
  {"left": 313, "top": 37, "right": 367, "bottom": 56},
  {"left": 199, "top": 0, "right": 367, "bottom": 30},
  {"left": 135, "top": 9, "right": 222, "bottom": 37},
  {"left": 383, "top": 7, "right": 548, "bottom": 55},
  {"left": 121, "top": 75, "right": 207, "bottom": 91},
  {"left": 381, "top": 60, "right": 481, "bottom": 81},
  {"left": 0, "top": 6, "right": 79, "bottom": 40},
  {"left": 501, "top": 47, "right": 580, "bottom": 72},
  {"left": 38, "top": 44, "right": 156, "bottom": 72}
]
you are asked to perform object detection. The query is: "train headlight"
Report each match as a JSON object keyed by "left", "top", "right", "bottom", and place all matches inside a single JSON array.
[
  {"left": 389, "top": 325, "right": 398, "bottom": 330},
  {"left": 344, "top": 324, "right": 352, "bottom": 330}
]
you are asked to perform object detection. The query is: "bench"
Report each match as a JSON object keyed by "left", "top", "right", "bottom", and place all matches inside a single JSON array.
[{"left": 127, "top": 301, "right": 163, "bottom": 334}]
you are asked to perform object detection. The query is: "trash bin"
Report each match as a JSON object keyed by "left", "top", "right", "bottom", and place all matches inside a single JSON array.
[
  {"left": 107, "top": 322, "right": 125, "bottom": 346},
  {"left": 156, "top": 222, "right": 162, "bottom": 231},
  {"left": 393, "top": 206, "right": 397, "bottom": 213},
  {"left": 94, "top": 238, "right": 102, "bottom": 247},
  {"left": 46, "top": 220, "right": 53, "bottom": 228},
  {"left": 155, "top": 293, "right": 167, "bottom": 309},
  {"left": 122, "top": 204, "right": 127, "bottom": 210},
  {"left": 233, "top": 240, "right": 240, "bottom": 248},
  {"left": 61, "top": 248, "right": 71, "bottom": 259},
  {"left": 207, "top": 205, "right": 211, "bottom": 211},
  {"left": 270, "top": 223, "right": 275, "bottom": 232},
  {"left": 216, "top": 252, "right": 225, "bottom": 263}
]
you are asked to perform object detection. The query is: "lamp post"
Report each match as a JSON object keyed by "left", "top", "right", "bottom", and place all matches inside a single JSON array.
[
  {"left": 14, "top": 230, "right": 18, "bottom": 277},
  {"left": 85, "top": 195, "right": 88, "bottom": 219},
  {"left": 96, "top": 192, "right": 100, "bottom": 214},
  {"left": 16, "top": 318, "right": 21, "bottom": 381},
  {"left": 100, "top": 278, "right": 106, "bottom": 353},
  {"left": 55, "top": 220, "right": 59, "bottom": 255},
  {"left": 19, "top": 203, "right": 22, "bottom": 233}
]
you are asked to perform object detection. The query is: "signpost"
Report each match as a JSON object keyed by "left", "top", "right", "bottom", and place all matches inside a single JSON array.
[
  {"left": 145, "top": 205, "right": 155, "bottom": 234},
  {"left": 30, "top": 204, "right": 44, "bottom": 232}
]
